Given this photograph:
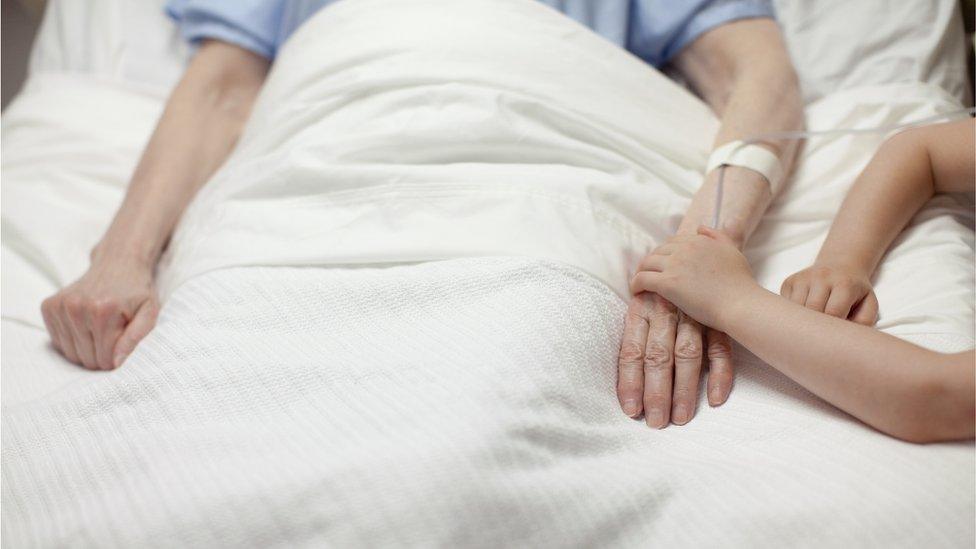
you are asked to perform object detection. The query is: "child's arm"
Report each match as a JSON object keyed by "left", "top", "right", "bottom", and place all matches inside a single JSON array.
[
  {"left": 632, "top": 227, "right": 975, "bottom": 443},
  {"left": 782, "top": 118, "right": 975, "bottom": 324}
]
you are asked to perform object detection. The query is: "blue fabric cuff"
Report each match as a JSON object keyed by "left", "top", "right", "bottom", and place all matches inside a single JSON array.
[
  {"left": 175, "top": 18, "right": 276, "bottom": 59},
  {"left": 662, "top": 1, "right": 775, "bottom": 64},
  {"left": 165, "top": 1, "right": 278, "bottom": 60}
]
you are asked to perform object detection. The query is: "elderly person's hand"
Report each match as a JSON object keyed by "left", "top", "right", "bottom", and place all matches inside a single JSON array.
[
  {"left": 41, "top": 252, "right": 158, "bottom": 370},
  {"left": 617, "top": 229, "right": 739, "bottom": 428}
]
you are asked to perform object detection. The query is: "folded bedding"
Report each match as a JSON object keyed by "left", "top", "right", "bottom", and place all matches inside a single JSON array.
[{"left": 2, "top": 0, "right": 974, "bottom": 547}]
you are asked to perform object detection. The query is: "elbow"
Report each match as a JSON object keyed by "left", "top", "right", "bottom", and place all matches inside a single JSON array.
[{"left": 184, "top": 41, "right": 270, "bottom": 124}]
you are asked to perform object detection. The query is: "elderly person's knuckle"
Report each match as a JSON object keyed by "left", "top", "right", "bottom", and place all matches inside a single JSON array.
[
  {"left": 649, "top": 294, "right": 676, "bottom": 311},
  {"left": 643, "top": 391, "right": 670, "bottom": 405},
  {"left": 650, "top": 311, "right": 678, "bottom": 326},
  {"left": 91, "top": 299, "right": 119, "bottom": 320},
  {"left": 618, "top": 341, "right": 645, "bottom": 364},
  {"left": 62, "top": 294, "right": 88, "bottom": 317},
  {"left": 674, "top": 339, "right": 703, "bottom": 361},
  {"left": 644, "top": 342, "right": 672, "bottom": 369},
  {"left": 707, "top": 339, "right": 733, "bottom": 359}
]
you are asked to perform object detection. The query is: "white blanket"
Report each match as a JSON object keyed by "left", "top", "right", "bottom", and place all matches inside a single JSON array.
[
  {"left": 3, "top": 0, "right": 974, "bottom": 547},
  {"left": 3, "top": 258, "right": 973, "bottom": 548}
]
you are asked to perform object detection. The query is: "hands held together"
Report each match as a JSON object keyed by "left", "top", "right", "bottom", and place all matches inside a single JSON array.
[{"left": 621, "top": 225, "right": 878, "bottom": 428}]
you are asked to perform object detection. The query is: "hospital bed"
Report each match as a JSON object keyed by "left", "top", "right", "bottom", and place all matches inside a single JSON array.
[{"left": 2, "top": 0, "right": 973, "bottom": 547}]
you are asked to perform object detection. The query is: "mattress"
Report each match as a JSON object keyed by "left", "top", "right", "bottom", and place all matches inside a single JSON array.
[{"left": 3, "top": 0, "right": 974, "bottom": 547}]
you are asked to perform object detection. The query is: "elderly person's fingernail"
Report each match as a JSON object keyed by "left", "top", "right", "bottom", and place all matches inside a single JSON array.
[
  {"left": 623, "top": 399, "right": 641, "bottom": 417},
  {"left": 672, "top": 405, "right": 690, "bottom": 425},
  {"left": 646, "top": 408, "right": 666, "bottom": 429},
  {"left": 709, "top": 386, "right": 725, "bottom": 406}
]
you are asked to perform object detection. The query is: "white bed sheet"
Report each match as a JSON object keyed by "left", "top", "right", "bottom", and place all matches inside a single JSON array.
[{"left": 3, "top": 0, "right": 974, "bottom": 547}]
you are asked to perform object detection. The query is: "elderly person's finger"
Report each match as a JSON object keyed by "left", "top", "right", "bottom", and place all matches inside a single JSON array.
[
  {"left": 643, "top": 294, "right": 677, "bottom": 428},
  {"left": 671, "top": 314, "right": 703, "bottom": 425},
  {"left": 705, "top": 328, "right": 734, "bottom": 406},
  {"left": 112, "top": 300, "right": 159, "bottom": 368},
  {"left": 51, "top": 308, "right": 81, "bottom": 364},
  {"left": 90, "top": 302, "right": 126, "bottom": 370},
  {"left": 850, "top": 291, "right": 879, "bottom": 326},
  {"left": 618, "top": 295, "right": 652, "bottom": 418},
  {"left": 41, "top": 296, "right": 65, "bottom": 354},
  {"left": 63, "top": 297, "right": 98, "bottom": 369}
]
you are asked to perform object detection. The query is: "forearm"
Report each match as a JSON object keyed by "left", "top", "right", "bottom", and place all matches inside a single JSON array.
[
  {"left": 816, "top": 119, "right": 976, "bottom": 274},
  {"left": 724, "top": 287, "right": 975, "bottom": 442},
  {"left": 95, "top": 41, "right": 269, "bottom": 267},
  {"left": 813, "top": 132, "right": 934, "bottom": 275},
  {"left": 674, "top": 20, "right": 804, "bottom": 245}
]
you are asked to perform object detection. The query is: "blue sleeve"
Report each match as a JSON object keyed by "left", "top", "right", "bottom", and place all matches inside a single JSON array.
[
  {"left": 165, "top": 0, "right": 286, "bottom": 60},
  {"left": 629, "top": 0, "right": 776, "bottom": 67}
]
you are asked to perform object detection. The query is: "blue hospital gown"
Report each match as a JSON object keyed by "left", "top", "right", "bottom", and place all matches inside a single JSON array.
[{"left": 166, "top": 0, "right": 774, "bottom": 68}]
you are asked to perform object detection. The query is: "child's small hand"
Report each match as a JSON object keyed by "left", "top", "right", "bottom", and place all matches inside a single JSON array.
[
  {"left": 629, "top": 225, "right": 759, "bottom": 330},
  {"left": 780, "top": 264, "right": 878, "bottom": 325}
]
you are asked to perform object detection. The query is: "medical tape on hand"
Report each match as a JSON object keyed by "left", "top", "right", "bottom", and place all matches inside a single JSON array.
[
  {"left": 706, "top": 140, "right": 783, "bottom": 195},
  {"left": 708, "top": 107, "right": 976, "bottom": 230}
]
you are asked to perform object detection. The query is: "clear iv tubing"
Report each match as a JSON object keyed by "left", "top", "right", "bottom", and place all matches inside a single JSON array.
[{"left": 710, "top": 107, "right": 976, "bottom": 229}]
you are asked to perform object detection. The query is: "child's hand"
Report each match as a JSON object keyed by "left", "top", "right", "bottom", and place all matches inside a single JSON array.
[
  {"left": 780, "top": 264, "right": 878, "bottom": 325},
  {"left": 629, "top": 226, "right": 759, "bottom": 330}
]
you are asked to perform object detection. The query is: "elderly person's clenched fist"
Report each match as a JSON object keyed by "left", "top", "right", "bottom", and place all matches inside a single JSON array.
[{"left": 41, "top": 253, "right": 158, "bottom": 370}]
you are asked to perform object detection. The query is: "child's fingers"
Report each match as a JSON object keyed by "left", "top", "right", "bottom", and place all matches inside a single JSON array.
[
  {"left": 804, "top": 283, "right": 831, "bottom": 312},
  {"left": 823, "top": 285, "right": 859, "bottom": 319},
  {"left": 630, "top": 271, "right": 667, "bottom": 295},
  {"left": 638, "top": 253, "right": 670, "bottom": 272},
  {"left": 787, "top": 281, "right": 810, "bottom": 305},
  {"left": 779, "top": 277, "right": 793, "bottom": 297},
  {"left": 850, "top": 291, "right": 879, "bottom": 326},
  {"left": 696, "top": 225, "right": 735, "bottom": 246}
]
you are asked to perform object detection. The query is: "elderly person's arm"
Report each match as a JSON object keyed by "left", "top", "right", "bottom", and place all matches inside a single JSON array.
[
  {"left": 40, "top": 41, "right": 270, "bottom": 370},
  {"left": 618, "top": 18, "right": 803, "bottom": 427}
]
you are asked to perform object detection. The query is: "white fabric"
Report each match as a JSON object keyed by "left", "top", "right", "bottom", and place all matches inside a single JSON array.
[
  {"left": 157, "top": 0, "right": 716, "bottom": 300},
  {"left": 25, "top": 0, "right": 972, "bottom": 106},
  {"left": 772, "top": 0, "right": 971, "bottom": 105},
  {"left": 3, "top": 259, "right": 974, "bottom": 548},
  {"left": 3, "top": 0, "right": 975, "bottom": 547},
  {"left": 706, "top": 140, "right": 784, "bottom": 194}
]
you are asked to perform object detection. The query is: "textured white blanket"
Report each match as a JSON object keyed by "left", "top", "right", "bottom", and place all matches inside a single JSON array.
[{"left": 4, "top": 258, "right": 974, "bottom": 548}]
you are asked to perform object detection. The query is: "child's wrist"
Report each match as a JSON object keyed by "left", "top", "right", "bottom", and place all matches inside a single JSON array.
[
  {"left": 810, "top": 257, "right": 873, "bottom": 279},
  {"left": 717, "top": 281, "right": 766, "bottom": 332}
]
